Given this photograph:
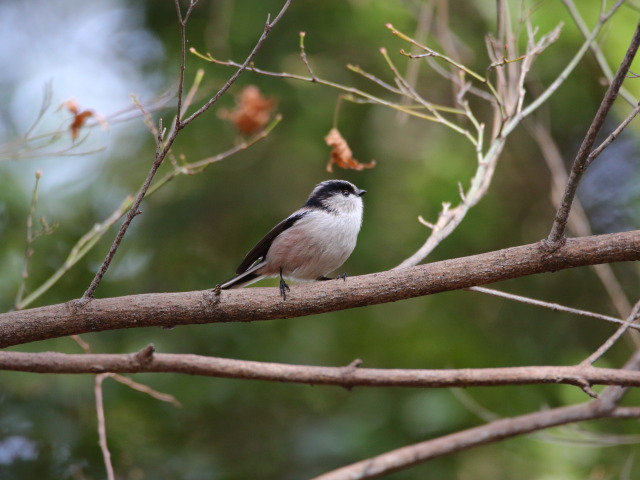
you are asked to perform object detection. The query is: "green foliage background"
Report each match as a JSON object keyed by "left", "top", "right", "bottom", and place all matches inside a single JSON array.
[{"left": 1, "top": 1, "right": 640, "bottom": 479}]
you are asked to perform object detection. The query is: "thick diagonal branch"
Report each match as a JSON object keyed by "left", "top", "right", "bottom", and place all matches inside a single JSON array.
[{"left": 1, "top": 230, "right": 639, "bottom": 347}]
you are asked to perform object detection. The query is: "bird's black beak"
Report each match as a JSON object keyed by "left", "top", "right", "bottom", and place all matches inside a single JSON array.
[{"left": 357, "top": 189, "right": 367, "bottom": 196}]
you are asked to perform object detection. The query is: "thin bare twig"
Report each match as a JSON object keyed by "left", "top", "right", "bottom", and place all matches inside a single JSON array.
[
  {"left": 95, "top": 373, "right": 115, "bottom": 480},
  {"left": 16, "top": 196, "right": 131, "bottom": 310},
  {"left": 175, "top": 0, "right": 198, "bottom": 121},
  {"left": 71, "top": 334, "right": 92, "bottom": 354},
  {"left": 81, "top": 147, "right": 164, "bottom": 299},
  {"left": 562, "top": 0, "right": 636, "bottom": 107},
  {"left": 82, "top": 0, "right": 195, "bottom": 299},
  {"left": 93, "top": 370, "right": 180, "bottom": 478},
  {"left": 15, "top": 113, "right": 279, "bottom": 311},
  {"left": 582, "top": 300, "right": 640, "bottom": 366},
  {"left": 587, "top": 101, "right": 640, "bottom": 165},
  {"left": 527, "top": 118, "right": 632, "bottom": 318},
  {"left": 181, "top": 0, "right": 292, "bottom": 127},
  {"left": 467, "top": 286, "right": 638, "bottom": 330},
  {"left": 547, "top": 21, "right": 640, "bottom": 245},
  {"left": 82, "top": 0, "right": 291, "bottom": 299},
  {"left": 394, "top": 13, "right": 568, "bottom": 268},
  {"left": 15, "top": 170, "right": 43, "bottom": 309},
  {"left": 396, "top": 1, "right": 433, "bottom": 123},
  {"left": 110, "top": 373, "right": 182, "bottom": 407},
  {"left": 23, "top": 81, "right": 53, "bottom": 139},
  {"left": 189, "top": 48, "right": 459, "bottom": 122},
  {"left": 299, "top": 32, "right": 318, "bottom": 81}
]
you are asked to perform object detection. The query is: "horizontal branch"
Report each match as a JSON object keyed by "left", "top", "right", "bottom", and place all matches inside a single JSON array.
[
  {"left": 1, "top": 230, "right": 639, "bottom": 348},
  {"left": 313, "top": 348, "right": 640, "bottom": 479},
  {"left": 3, "top": 348, "right": 640, "bottom": 390}
]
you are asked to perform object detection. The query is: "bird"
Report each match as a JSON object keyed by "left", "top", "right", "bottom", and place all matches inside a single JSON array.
[{"left": 219, "top": 179, "right": 366, "bottom": 299}]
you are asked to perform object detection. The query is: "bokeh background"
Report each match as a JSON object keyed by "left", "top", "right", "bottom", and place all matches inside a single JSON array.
[{"left": 1, "top": 1, "right": 640, "bottom": 479}]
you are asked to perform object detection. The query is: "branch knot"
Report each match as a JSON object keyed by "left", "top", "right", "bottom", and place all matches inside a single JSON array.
[{"left": 135, "top": 344, "right": 156, "bottom": 365}]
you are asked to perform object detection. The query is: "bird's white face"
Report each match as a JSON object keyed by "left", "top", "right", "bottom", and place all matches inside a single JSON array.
[
  {"left": 321, "top": 189, "right": 364, "bottom": 215},
  {"left": 305, "top": 180, "right": 366, "bottom": 216}
]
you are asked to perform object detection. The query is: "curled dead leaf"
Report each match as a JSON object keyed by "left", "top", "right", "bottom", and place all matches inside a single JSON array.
[
  {"left": 220, "top": 85, "right": 276, "bottom": 135},
  {"left": 324, "top": 128, "right": 376, "bottom": 172}
]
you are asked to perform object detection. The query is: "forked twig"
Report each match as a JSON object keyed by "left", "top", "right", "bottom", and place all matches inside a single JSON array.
[
  {"left": 528, "top": 118, "right": 632, "bottom": 318},
  {"left": 547, "top": 21, "right": 640, "bottom": 246},
  {"left": 587, "top": 101, "right": 640, "bottom": 165},
  {"left": 82, "top": 0, "right": 291, "bottom": 299},
  {"left": 582, "top": 300, "right": 640, "bottom": 366},
  {"left": 562, "top": 0, "right": 635, "bottom": 106}
]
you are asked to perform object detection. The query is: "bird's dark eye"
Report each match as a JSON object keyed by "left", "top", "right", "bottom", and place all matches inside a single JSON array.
[{"left": 342, "top": 190, "right": 350, "bottom": 197}]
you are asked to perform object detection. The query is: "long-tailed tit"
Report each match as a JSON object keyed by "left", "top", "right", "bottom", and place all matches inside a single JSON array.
[{"left": 220, "top": 179, "right": 366, "bottom": 298}]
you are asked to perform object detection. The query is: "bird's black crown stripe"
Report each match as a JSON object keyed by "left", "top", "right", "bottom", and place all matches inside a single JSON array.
[{"left": 304, "top": 181, "right": 357, "bottom": 210}]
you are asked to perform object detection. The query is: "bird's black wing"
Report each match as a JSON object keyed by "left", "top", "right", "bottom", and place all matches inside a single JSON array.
[{"left": 235, "top": 211, "right": 309, "bottom": 274}]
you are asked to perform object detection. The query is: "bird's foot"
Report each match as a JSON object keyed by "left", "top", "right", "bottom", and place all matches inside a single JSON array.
[{"left": 279, "top": 277, "right": 290, "bottom": 299}]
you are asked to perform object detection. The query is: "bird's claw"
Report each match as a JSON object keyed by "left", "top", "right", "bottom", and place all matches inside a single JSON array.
[{"left": 279, "top": 277, "right": 290, "bottom": 299}]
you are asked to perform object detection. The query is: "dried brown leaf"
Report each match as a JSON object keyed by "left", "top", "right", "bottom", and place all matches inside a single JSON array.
[
  {"left": 221, "top": 85, "right": 276, "bottom": 134},
  {"left": 324, "top": 128, "right": 376, "bottom": 172}
]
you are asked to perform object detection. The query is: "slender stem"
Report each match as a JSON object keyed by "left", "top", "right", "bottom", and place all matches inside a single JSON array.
[
  {"left": 379, "top": 48, "right": 478, "bottom": 144},
  {"left": 16, "top": 115, "right": 278, "bottom": 310},
  {"left": 15, "top": 171, "right": 42, "bottom": 308},
  {"left": 582, "top": 300, "right": 640, "bottom": 366},
  {"left": 16, "top": 197, "right": 131, "bottom": 309},
  {"left": 190, "top": 51, "right": 444, "bottom": 121},
  {"left": 110, "top": 373, "right": 182, "bottom": 407},
  {"left": 82, "top": 0, "right": 291, "bottom": 298},
  {"left": 387, "top": 23, "right": 487, "bottom": 83},
  {"left": 181, "top": 0, "right": 292, "bottom": 127},
  {"left": 82, "top": 143, "right": 167, "bottom": 299},
  {"left": 175, "top": 0, "right": 197, "bottom": 121},
  {"left": 299, "top": 32, "right": 318, "bottom": 80},
  {"left": 547, "top": 21, "right": 640, "bottom": 245},
  {"left": 587, "top": 101, "right": 640, "bottom": 165},
  {"left": 468, "top": 286, "right": 638, "bottom": 330},
  {"left": 562, "top": 0, "right": 635, "bottom": 106},
  {"left": 511, "top": 20, "right": 601, "bottom": 132},
  {"left": 82, "top": 0, "right": 194, "bottom": 299},
  {"left": 95, "top": 374, "right": 115, "bottom": 480}
]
